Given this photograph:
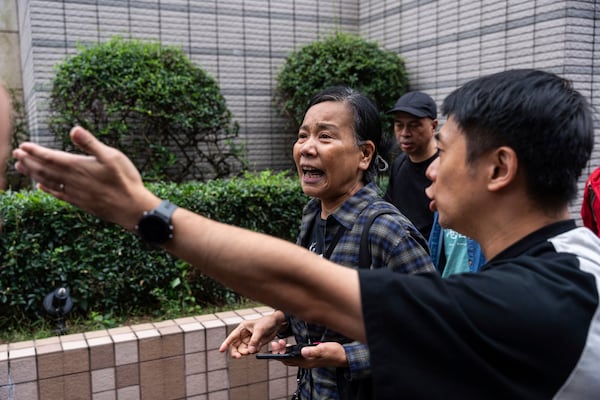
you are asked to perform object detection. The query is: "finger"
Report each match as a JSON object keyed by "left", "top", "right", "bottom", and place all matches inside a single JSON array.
[
  {"left": 219, "top": 324, "right": 243, "bottom": 353},
  {"left": 219, "top": 326, "right": 248, "bottom": 355},
  {"left": 247, "top": 328, "right": 270, "bottom": 354},
  {"left": 229, "top": 347, "right": 243, "bottom": 359},
  {"left": 232, "top": 343, "right": 252, "bottom": 357},
  {"left": 37, "top": 182, "right": 69, "bottom": 202},
  {"left": 13, "top": 147, "right": 71, "bottom": 193},
  {"left": 302, "top": 345, "right": 319, "bottom": 358},
  {"left": 222, "top": 334, "right": 245, "bottom": 358},
  {"left": 219, "top": 334, "right": 235, "bottom": 353},
  {"left": 70, "top": 126, "right": 112, "bottom": 161},
  {"left": 69, "top": 126, "right": 145, "bottom": 192},
  {"left": 271, "top": 339, "right": 288, "bottom": 354},
  {"left": 14, "top": 141, "right": 89, "bottom": 181}
]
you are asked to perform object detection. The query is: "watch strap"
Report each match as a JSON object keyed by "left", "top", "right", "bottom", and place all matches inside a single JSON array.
[
  {"left": 154, "top": 199, "right": 177, "bottom": 219},
  {"left": 136, "top": 199, "right": 177, "bottom": 244}
]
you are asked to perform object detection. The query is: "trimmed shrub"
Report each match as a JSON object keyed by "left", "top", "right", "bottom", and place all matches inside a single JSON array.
[
  {"left": 0, "top": 171, "right": 307, "bottom": 329},
  {"left": 5, "top": 89, "right": 31, "bottom": 191},
  {"left": 275, "top": 31, "right": 409, "bottom": 138},
  {"left": 49, "top": 37, "right": 245, "bottom": 183}
]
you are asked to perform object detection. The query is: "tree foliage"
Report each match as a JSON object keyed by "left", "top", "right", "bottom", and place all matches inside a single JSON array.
[
  {"left": 275, "top": 32, "right": 409, "bottom": 138},
  {"left": 6, "top": 89, "right": 31, "bottom": 190},
  {"left": 49, "top": 37, "right": 245, "bottom": 182}
]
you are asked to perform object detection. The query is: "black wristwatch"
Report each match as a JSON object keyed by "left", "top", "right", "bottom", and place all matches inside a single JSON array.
[{"left": 136, "top": 200, "right": 177, "bottom": 245}]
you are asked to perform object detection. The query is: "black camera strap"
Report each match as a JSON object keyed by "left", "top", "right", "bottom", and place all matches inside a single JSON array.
[
  {"left": 323, "top": 224, "right": 347, "bottom": 260},
  {"left": 358, "top": 208, "right": 395, "bottom": 269}
]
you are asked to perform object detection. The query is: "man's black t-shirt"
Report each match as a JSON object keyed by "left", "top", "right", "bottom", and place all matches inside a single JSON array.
[
  {"left": 360, "top": 221, "right": 600, "bottom": 399},
  {"left": 384, "top": 152, "right": 438, "bottom": 240}
]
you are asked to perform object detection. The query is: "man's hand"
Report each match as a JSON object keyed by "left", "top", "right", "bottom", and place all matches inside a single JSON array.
[
  {"left": 219, "top": 312, "right": 285, "bottom": 358},
  {"left": 271, "top": 340, "right": 348, "bottom": 368},
  {"left": 13, "top": 126, "right": 159, "bottom": 230}
]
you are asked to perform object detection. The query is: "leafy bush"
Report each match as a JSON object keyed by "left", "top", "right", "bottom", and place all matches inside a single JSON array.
[
  {"left": 49, "top": 37, "right": 245, "bottom": 183},
  {"left": 0, "top": 171, "right": 307, "bottom": 330},
  {"left": 275, "top": 31, "right": 409, "bottom": 137},
  {"left": 5, "top": 89, "right": 31, "bottom": 191}
]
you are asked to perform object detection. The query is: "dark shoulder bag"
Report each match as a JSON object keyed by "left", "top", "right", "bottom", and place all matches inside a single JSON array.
[{"left": 336, "top": 208, "right": 394, "bottom": 400}]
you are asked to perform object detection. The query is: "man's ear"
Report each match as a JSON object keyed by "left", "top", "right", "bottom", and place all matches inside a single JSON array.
[
  {"left": 487, "top": 146, "right": 518, "bottom": 192},
  {"left": 359, "top": 140, "right": 376, "bottom": 170}
]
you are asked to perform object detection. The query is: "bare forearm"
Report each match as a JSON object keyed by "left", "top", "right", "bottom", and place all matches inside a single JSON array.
[
  {"left": 164, "top": 207, "right": 366, "bottom": 342},
  {"left": 11, "top": 127, "right": 366, "bottom": 341}
]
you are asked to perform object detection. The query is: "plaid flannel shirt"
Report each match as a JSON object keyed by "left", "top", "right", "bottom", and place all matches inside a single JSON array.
[{"left": 280, "top": 182, "right": 434, "bottom": 399}]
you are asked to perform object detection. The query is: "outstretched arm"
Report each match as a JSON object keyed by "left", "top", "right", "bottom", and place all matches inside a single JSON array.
[{"left": 13, "top": 126, "right": 367, "bottom": 342}]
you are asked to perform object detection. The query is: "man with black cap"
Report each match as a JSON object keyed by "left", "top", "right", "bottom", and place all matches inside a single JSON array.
[{"left": 384, "top": 91, "right": 438, "bottom": 240}]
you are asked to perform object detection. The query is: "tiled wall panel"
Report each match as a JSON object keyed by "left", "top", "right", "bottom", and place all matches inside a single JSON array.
[
  {"left": 0, "top": 307, "right": 290, "bottom": 399},
  {"left": 15, "top": 0, "right": 597, "bottom": 191},
  {"left": 17, "top": 0, "right": 359, "bottom": 176},
  {"left": 361, "top": 0, "right": 599, "bottom": 218}
]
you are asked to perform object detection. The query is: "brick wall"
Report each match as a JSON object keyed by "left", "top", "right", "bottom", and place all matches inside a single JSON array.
[{"left": 0, "top": 306, "right": 297, "bottom": 400}]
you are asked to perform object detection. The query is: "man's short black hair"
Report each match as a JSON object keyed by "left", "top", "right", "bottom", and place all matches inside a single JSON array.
[{"left": 442, "top": 69, "right": 594, "bottom": 211}]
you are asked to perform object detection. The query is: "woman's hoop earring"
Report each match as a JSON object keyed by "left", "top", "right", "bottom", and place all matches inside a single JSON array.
[{"left": 376, "top": 154, "right": 389, "bottom": 172}]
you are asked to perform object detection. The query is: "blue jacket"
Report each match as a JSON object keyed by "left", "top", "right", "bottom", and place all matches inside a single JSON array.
[{"left": 428, "top": 212, "right": 486, "bottom": 276}]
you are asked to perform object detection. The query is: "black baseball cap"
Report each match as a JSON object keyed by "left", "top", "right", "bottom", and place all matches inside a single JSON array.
[{"left": 387, "top": 91, "right": 437, "bottom": 119}]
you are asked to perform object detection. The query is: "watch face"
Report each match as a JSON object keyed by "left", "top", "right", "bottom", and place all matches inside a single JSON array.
[{"left": 137, "top": 213, "right": 172, "bottom": 244}]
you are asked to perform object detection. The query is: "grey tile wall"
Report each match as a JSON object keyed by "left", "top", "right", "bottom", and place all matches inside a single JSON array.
[
  {"left": 16, "top": 0, "right": 360, "bottom": 173},
  {"left": 359, "top": 0, "right": 599, "bottom": 218},
  {"left": 10, "top": 0, "right": 600, "bottom": 218}
]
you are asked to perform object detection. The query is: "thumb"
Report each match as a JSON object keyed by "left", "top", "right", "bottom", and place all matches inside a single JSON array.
[
  {"left": 70, "top": 126, "right": 110, "bottom": 159},
  {"left": 247, "top": 331, "right": 267, "bottom": 354},
  {"left": 302, "top": 344, "right": 319, "bottom": 358}
]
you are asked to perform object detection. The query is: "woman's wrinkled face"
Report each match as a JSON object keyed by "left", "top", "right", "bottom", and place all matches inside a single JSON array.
[{"left": 293, "top": 101, "right": 369, "bottom": 210}]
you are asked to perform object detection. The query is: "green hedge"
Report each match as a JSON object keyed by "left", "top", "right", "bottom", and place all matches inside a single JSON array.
[
  {"left": 0, "top": 171, "right": 307, "bottom": 329},
  {"left": 49, "top": 37, "right": 245, "bottom": 183}
]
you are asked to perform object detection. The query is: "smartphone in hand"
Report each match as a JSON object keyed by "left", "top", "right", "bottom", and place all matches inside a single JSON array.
[{"left": 255, "top": 343, "right": 316, "bottom": 359}]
